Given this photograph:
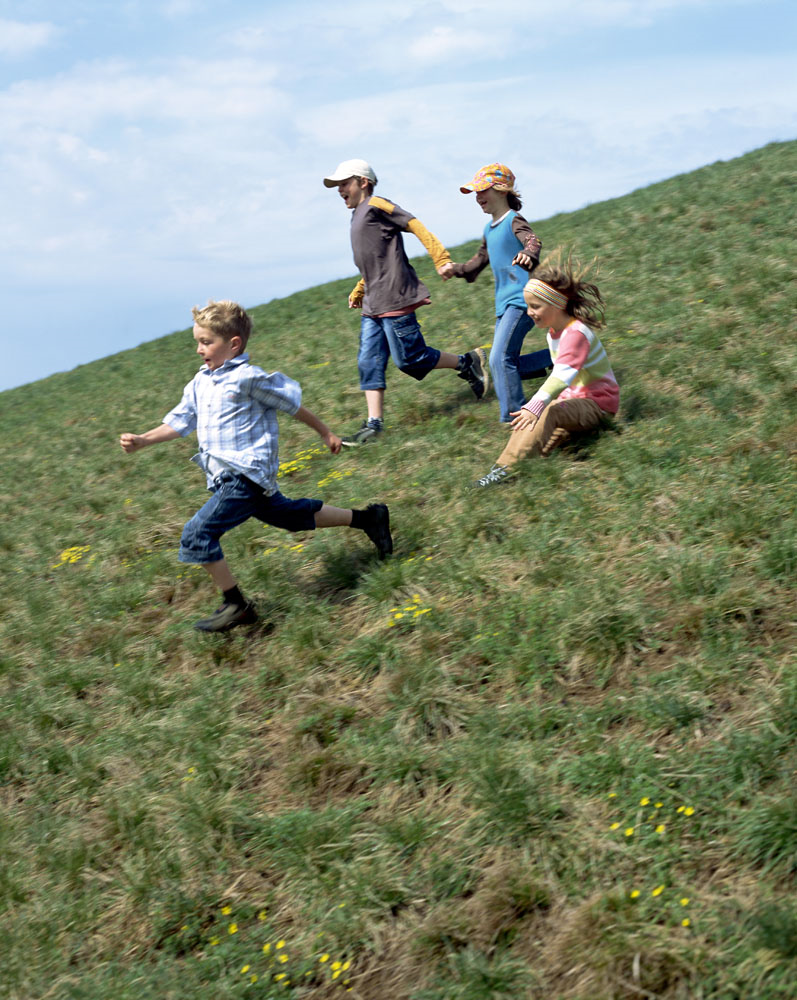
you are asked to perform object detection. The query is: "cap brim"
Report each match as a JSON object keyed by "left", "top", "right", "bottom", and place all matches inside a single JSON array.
[
  {"left": 460, "top": 185, "right": 476, "bottom": 194},
  {"left": 323, "top": 176, "right": 345, "bottom": 188}
]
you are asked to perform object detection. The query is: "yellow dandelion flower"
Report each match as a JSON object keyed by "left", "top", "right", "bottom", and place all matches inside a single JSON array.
[
  {"left": 209, "top": 937, "right": 220, "bottom": 947},
  {"left": 640, "top": 797, "right": 650, "bottom": 806},
  {"left": 319, "top": 954, "right": 330, "bottom": 963},
  {"left": 630, "top": 890, "right": 640, "bottom": 899},
  {"left": 275, "top": 973, "right": 286, "bottom": 981},
  {"left": 276, "top": 939, "right": 285, "bottom": 949},
  {"left": 393, "top": 612, "right": 404, "bottom": 620},
  {"left": 680, "top": 898, "right": 690, "bottom": 906},
  {"left": 677, "top": 805, "right": 685, "bottom": 813},
  {"left": 331, "top": 962, "right": 342, "bottom": 970},
  {"left": 180, "top": 925, "right": 188, "bottom": 931},
  {"left": 684, "top": 806, "right": 695, "bottom": 816},
  {"left": 332, "top": 970, "right": 341, "bottom": 980},
  {"left": 651, "top": 885, "right": 664, "bottom": 897},
  {"left": 279, "top": 954, "right": 288, "bottom": 964},
  {"left": 263, "top": 943, "right": 272, "bottom": 953},
  {"left": 221, "top": 905, "right": 232, "bottom": 915},
  {"left": 342, "top": 961, "right": 351, "bottom": 971},
  {"left": 625, "top": 827, "right": 634, "bottom": 837},
  {"left": 250, "top": 975, "right": 258, "bottom": 984},
  {"left": 241, "top": 965, "right": 250, "bottom": 974},
  {"left": 610, "top": 822, "right": 620, "bottom": 830},
  {"left": 608, "top": 792, "right": 617, "bottom": 798},
  {"left": 258, "top": 910, "right": 267, "bottom": 921},
  {"left": 655, "top": 802, "right": 663, "bottom": 808},
  {"left": 682, "top": 918, "right": 691, "bottom": 927},
  {"left": 655, "top": 824, "right": 666, "bottom": 834},
  {"left": 228, "top": 923, "right": 238, "bottom": 934},
  {"left": 338, "top": 902, "right": 346, "bottom": 908}
]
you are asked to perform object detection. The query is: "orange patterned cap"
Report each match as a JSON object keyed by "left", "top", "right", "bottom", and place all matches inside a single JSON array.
[{"left": 460, "top": 163, "right": 516, "bottom": 194}]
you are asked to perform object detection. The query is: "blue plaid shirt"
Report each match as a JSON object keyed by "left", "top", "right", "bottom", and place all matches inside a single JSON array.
[{"left": 163, "top": 353, "right": 302, "bottom": 494}]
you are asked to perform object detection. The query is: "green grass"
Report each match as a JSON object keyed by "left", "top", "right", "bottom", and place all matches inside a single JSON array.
[{"left": 1, "top": 140, "right": 796, "bottom": 999}]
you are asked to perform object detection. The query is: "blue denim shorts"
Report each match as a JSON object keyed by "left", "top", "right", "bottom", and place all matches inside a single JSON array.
[
  {"left": 358, "top": 312, "right": 441, "bottom": 389},
  {"left": 179, "top": 469, "right": 323, "bottom": 564}
]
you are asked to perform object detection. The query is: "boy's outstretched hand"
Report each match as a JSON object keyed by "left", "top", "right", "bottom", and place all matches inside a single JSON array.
[
  {"left": 120, "top": 433, "right": 147, "bottom": 453},
  {"left": 509, "top": 409, "right": 537, "bottom": 432},
  {"left": 119, "top": 424, "right": 179, "bottom": 453}
]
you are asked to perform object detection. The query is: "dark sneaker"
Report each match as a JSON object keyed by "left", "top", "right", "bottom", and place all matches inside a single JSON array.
[
  {"left": 341, "top": 420, "right": 383, "bottom": 447},
  {"left": 362, "top": 503, "right": 393, "bottom": 559},
  {"left": 472, "top": 464, "right": 515, "bottom": 488},
  {"left": 457, "top": 347, "right": 489, "bottom": 400},
  {"left": 193, "top": 601, "right": 258, "bottom": 633}
]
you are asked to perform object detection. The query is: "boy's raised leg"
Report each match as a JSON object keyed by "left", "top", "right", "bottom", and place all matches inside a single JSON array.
[{"left": 315, "top": 503, "right": 392, "bottom": 558}]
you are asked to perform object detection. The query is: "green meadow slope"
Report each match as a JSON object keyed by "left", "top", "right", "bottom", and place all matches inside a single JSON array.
[{"left": 1, "top": 141, "right": 796, "bottom": 1000}]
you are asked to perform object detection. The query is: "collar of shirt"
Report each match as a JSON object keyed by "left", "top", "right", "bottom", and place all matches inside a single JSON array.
[
  {"left": 489, "top": 209, "right": 512, "bottom": 228},
  {"left": 198, "top": 352, "right": 250, "bottom": 378}
]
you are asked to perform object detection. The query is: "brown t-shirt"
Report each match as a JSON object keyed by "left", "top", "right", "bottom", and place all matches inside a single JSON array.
[{"left": 350, "top": 196, "right": 444, "bottom": 317}]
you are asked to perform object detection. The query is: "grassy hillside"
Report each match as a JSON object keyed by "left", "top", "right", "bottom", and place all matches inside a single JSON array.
[{"left": 1, "top": 140, "right": 796, "bottom": 1000}]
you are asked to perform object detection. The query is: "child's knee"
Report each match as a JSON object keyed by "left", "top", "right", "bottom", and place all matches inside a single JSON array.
[
  {"left": 179, "top": 515, "right": 221, "bottom": 564},
  {"left": 394, "top": 358, "right": 429, "bottom": 380}
]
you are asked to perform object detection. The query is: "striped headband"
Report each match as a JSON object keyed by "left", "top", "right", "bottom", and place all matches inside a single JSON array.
[{"left": 525, "top": 279, "right": 567, "bottom": 309}]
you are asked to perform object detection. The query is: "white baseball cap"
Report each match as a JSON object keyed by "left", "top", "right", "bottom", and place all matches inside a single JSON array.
[{"left": 323, "top": 158, "right": 378, "bottom": 188}]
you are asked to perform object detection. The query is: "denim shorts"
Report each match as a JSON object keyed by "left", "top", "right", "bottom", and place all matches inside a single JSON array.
[
  {"left": 358, "top": 312, "right": 441, "bottom": 389},
  {"left": 179, "top": 469, "right": 323, "bottom": 564}
]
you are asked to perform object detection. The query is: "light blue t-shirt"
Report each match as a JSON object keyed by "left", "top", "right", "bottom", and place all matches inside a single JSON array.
[{"left": 485, "top": 210, "right": 528, "bottom": 317}]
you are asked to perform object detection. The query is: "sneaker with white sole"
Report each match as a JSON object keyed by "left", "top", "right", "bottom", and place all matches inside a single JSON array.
[
  {"left": 472, "top": 464, "right": 515, "bottom": 488},
  {"left": 457, "top": 347, "right": 489, "bottom": 400},
  {"left": 342, "top": 419, "right": 383, "bottom": 446},
  {"left": 193, "top": 601, "right": 258, "bottom": 633}
]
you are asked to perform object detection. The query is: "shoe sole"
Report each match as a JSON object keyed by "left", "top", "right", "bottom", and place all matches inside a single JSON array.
[
  {"left": 341, "top": 437, "right": 380, "bottom": 447},
  {"left": 194, "top": 607, "right": 259, "bottom": 633},
  {"left": 473, "top": 347, "right": 490, "bottom": 398}
]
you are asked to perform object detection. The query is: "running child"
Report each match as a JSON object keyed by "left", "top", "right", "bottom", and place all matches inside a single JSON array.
[
  {"left": 451, "top": 163, "right": 552, "bottom": 423},
  {"left": 473, "top": 253, "right": 619, "bottom": 487},
  {"left": 120, "top": 300, "right": 392, "bottom": 632},
  {"left": 323, "top": 158, "right": 488, "bottom": 446}
]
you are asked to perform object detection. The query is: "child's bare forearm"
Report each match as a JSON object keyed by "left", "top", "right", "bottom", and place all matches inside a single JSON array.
[
  {"left": 293, "top": 406, "right": 342, "bottom": 454},
  {"left": 119, "top": 424, "right": 180, "bottom": 453}
]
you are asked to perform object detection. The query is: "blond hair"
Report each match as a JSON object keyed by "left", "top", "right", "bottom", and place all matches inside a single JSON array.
[
  {"left": 192, "top": 300, "right": 253, "bottom": 348},
  {"left": 530, "top": 250, "right": 606, "bottom": 328}
]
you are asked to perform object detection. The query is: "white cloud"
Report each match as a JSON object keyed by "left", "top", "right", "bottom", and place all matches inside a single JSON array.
[
  {"left": 0, "top": 18, "right": 58, "bottom": 57},
  {"left": 408, "top": 26, "right": 495, "bottom": 63}
]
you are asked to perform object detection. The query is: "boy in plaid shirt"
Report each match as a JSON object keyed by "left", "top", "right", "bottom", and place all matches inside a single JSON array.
[{"left": 120, "top": 300, "right": 392, "bottom": 632}]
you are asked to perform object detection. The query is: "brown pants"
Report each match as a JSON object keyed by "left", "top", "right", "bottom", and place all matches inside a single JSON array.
[{"left": 497, "top": 397, "right": 607, "bottom": 468}]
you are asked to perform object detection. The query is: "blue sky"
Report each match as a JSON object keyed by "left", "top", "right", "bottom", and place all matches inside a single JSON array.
[{"left": 2, "top": 0, "right": 795, "bottom": 392}]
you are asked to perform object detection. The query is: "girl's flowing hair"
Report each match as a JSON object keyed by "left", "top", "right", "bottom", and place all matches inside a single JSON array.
[{"left": 532, "top": 249, "right": 606, "bottom": 328}]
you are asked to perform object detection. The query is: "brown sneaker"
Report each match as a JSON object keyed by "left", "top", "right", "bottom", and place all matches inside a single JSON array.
[{"left": 193, "top": 601, "right": 258, "bottom": 633}]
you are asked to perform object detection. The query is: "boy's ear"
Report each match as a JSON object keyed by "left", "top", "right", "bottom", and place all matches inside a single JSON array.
[{"left": 230, "top": 334, "right": 244, "bottom": 355}]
